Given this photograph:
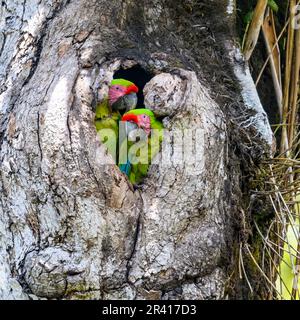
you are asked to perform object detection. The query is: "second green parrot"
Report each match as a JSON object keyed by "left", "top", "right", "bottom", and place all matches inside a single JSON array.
[{"left": 118, "top": 108, "right": 163, "bottom": 184}]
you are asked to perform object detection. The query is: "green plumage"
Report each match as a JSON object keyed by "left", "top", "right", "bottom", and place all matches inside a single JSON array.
[
  {"left": 111, "top": 79, "right": 135, "bottom": 87},
  {"left": 95, "top": 99, "right": 120, "bottom": 162},
  {"left": 95, "top": 80, "right": 162, "bottom": 185},
  {"left": 119, "top": 109, "right": 163, "bottom": 184},
  {"left": 95, "top": 79, "right": 138, "bottom": 161}
]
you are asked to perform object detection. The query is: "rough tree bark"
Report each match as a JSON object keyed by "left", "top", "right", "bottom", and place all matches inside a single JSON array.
[{"left": 0, "top": 0, "right": 273, "bottom": 299}]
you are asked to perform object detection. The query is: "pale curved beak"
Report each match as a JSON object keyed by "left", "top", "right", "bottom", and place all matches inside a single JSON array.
[{"left": 125, "top": 93, "right": 138, "bottom": 111}]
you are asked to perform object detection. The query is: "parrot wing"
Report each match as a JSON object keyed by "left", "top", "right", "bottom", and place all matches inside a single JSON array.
[{"left": 95, "top": 98, "right": 120, "bottom": 161}]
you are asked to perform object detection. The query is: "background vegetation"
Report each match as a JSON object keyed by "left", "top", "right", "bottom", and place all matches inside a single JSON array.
[{"left": 237, "top": 0, "right": 300, "bottom": 300}]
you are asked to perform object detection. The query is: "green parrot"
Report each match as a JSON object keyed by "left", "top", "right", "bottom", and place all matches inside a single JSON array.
[
  {"left": 95, "top": 79, "right": 139, "bottom": 161},
  {"left": 118, "top": 108, "right": 163, "bottom": 184}
]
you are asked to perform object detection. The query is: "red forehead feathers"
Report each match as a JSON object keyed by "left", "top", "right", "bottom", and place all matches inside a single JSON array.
[{"left": 126, "top": 84, "right": 139, "bottom": 94}]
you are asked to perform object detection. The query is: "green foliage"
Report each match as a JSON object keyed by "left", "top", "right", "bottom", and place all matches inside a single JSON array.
[
  {"left": 268, "top": 0, "right": 279, "bottom": 13},
  {"left": 244, "top": 11, "right": 254, "bottom": 25}
]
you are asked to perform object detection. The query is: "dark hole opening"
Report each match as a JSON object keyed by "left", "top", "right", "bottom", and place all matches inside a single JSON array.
[{"left": 113, "top": 65, "right": 153, "bottom": 108}]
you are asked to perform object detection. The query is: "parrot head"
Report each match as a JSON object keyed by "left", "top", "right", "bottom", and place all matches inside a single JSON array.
[
  {"left": 122, "top": 109, "right": 155, "bottom": 136},
  {"left": 108, "top": 79, "right": 139, "bottom": 111}
]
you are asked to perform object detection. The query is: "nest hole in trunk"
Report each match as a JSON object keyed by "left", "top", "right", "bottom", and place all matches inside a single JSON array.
[{"left": 95, "top": 63, "right": 165, "bottom": 186}]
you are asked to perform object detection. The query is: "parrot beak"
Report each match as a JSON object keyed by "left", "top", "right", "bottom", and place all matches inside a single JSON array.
[
  {"left": 125, "top": 84, "right": 139, "bottom": 94},
  {"left": 122, "top": 113, "right": 139, "bottom": 124}
]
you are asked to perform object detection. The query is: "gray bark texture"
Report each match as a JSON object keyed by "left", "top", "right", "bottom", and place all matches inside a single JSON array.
[{"left": 0, "top": 0, "right": 273, "bottom": 299}]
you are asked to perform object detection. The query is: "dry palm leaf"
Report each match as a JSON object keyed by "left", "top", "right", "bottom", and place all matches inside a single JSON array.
[
  {"left": 288, "top": 28, "right": 300, "bottom": 147},
  {"left": 243, "top": 0, "right": 268, "bottom": 61},
  {"left": 281, "top": 0, "right": 296, "bottom": 154},
  {"left": 262, "top": 8, "right": 282, "bottom": 117}
]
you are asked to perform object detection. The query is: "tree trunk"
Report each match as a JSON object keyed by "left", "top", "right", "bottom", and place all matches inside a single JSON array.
[{"left": 0, "top": 0, "right": 273, "bottom": 299}]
